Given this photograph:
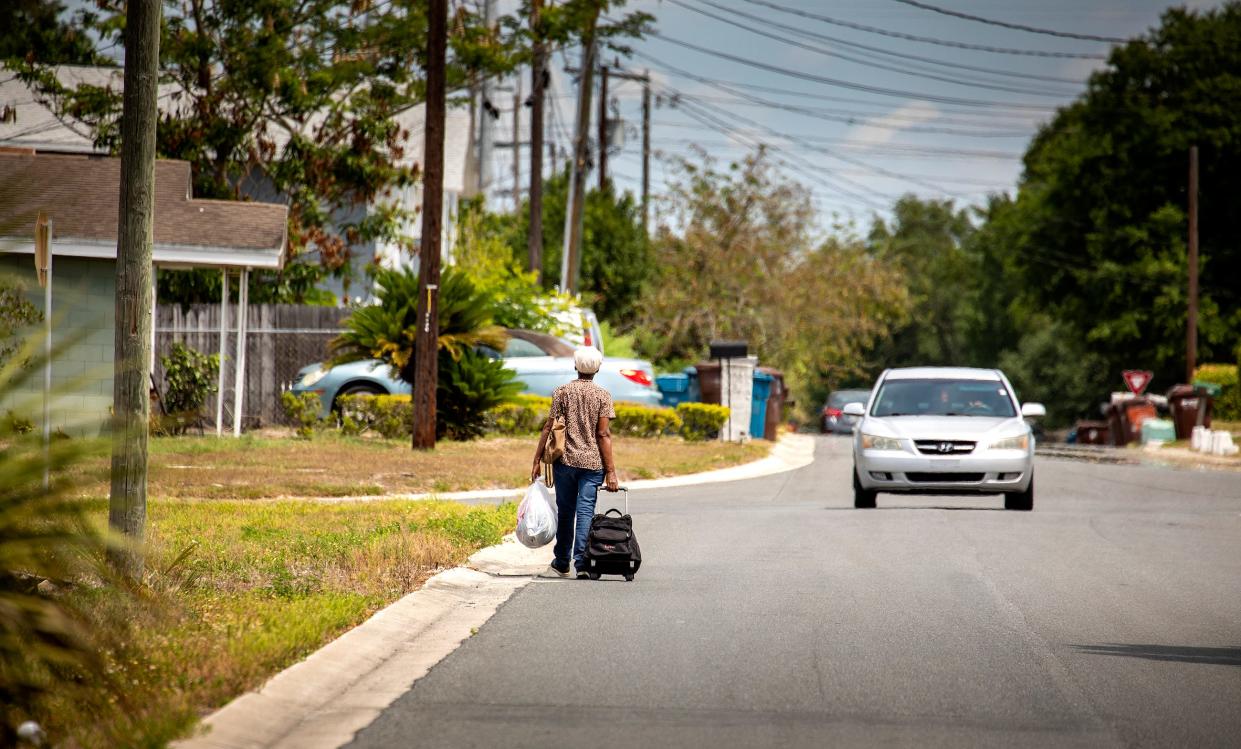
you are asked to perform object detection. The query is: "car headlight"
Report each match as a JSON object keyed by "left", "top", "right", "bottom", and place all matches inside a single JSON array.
[
  {"left": 990, "top": 434, "right": 1029, "bottom": 451},
  {"left": 861, "top": 433, "right": 902, "bottom": 450},
  {"left": 299, "top": 367, "right": 329, "bottom": 388}
]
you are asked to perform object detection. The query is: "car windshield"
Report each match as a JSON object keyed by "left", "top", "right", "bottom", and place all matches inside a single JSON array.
[
  {"left": 829, "top": 390, "right": 870, "bottom": 407},
  {"left": 871, "top": 378, "right": 1016, "bottom": 418}
]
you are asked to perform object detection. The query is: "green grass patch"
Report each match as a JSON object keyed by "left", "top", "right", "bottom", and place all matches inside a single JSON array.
[{"left": 38, "top": 498, "right": 514, "bottom": 747}]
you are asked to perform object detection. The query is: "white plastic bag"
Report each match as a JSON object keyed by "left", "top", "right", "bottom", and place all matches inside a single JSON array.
[{"left": 515, "top": 477, "right": 557, "bottom": 548}]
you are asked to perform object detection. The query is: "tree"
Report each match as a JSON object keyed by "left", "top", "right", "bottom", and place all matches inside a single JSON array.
[
  {"left": 1003, "top": 3, "right": 1241, "bottom": 386},
  {"left": 0, "top": 0, "right": 100, "bottom": 66},
  {"left": 329, "top": 266, "right": 520, "bottom": 439},
  {"left": 17, "top": 1, "right": 651, "bottom": 295},
  {"left": 506, "top": 171, "right": 653, "bottom": 327},
  {"left": 18, "top": 0, "right": 521, "bottom": 285},
  {"left": 866, "top": 195, "right": 976, "bottom": 368},
  {"left": 637, "top": 149, "right": 908, "bottom": 415}
]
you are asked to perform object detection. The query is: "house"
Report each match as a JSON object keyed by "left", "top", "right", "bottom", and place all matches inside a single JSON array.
[
  {"left": 0, "top": 150, "right": 287, "bottom": 435},
  {"left": 0, "top": 66, "right": 473, "bottom": 304}
]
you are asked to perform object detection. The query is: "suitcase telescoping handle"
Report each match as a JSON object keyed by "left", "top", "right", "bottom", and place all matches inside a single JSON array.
[{"left": 603, "top": 486, "right": 629, "bottom": 515}]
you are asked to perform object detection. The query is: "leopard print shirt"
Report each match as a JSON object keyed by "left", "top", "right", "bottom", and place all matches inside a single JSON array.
[{"left": 550, "top": 378, "right": 617, "bottom": 470}]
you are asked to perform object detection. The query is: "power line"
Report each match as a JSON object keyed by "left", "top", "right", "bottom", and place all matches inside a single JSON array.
[
  {"left": 636, "top": 35, "right": 1062, "bottom": 111},
  {"left": 653, "top": 126, "right": 1023, "bottom": 160},
  {"left": 688, "top": 0, "right": 1088, "bottom": 87},
  {"left": 669, "top": 92, "right": 1035, "bottom": 138},
  {"left": 665, "top": 85, "right": 977, "bottom": 199},
  {"left": 889, "top": 0, "right": 1127, "bottom": 43},
  {"left": 669, "top": 0, "right": 1081, "bottom": 99},
  {"left": 741, "top": 0, "right": 1109, "bottom": 60},
  {"left": 641, "top": 71, "right": 1055, "bottom": 121}
]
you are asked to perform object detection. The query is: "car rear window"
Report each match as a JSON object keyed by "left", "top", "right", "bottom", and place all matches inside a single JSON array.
[
  {"left": 871, "top": 379, "right": 1016, "bottom": 418},
  {"left": 829, "top": 390, "right": 870, "bottom": 407}
]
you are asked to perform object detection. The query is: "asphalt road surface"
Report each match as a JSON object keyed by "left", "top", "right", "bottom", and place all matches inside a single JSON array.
[{"left": 349, "top": 437, "right": 1241, "bottom": 748}]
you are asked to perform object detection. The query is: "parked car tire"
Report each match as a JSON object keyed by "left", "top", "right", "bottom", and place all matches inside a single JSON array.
[
  {"left": 1004, "top": 476, "right": 1034, "bottom": 511},
  {"left": 333, "top": 381, "right": 387, "bottom": 410},
  {"left": 853, "top": 467, "right": 877, "bottom": 509}
]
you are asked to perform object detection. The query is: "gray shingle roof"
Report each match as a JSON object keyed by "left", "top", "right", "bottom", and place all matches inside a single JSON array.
[{"left": 0, "top": 151, "right": 287, "bottom": 267}]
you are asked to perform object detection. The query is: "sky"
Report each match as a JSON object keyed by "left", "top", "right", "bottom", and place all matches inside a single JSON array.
[
  {"left": 65, "top": 0, "right": 1228, "bottom": 230},
  {"left": 484, "top": 0, "right": 1226, "bottom": 230}
]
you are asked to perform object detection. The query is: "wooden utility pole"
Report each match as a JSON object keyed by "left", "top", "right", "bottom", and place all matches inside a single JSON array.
[
  {"left": 1186, "top": 145, "right": 1199, "bottom": 383},
  {"left": 598, "top": 64, "right": 609, "bottom": 190},
  {"left": 559, "top": 13, "right": 599, "bottom": 293},
  {"left": 641, "top": 69, "right": 651, "bottom": 234},
  {"left": 412, "top": 0, "right": 447, "bottom": 450},
  {"left": 109, "top": 0, "right": 161, "bottom": 579},
  {"left": 527, "top": 0, "right": 544, "bottom": 281}
]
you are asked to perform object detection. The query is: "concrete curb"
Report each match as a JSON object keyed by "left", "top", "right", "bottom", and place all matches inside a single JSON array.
[
  {"left": 173, "top": 569, "right": 526, "bottom": 749},
  {"left": 315, "top": 432, "right": 817, "bottom": 505},
  {"left": 175, "top": 434, "right": 817, "bottom": 748}
]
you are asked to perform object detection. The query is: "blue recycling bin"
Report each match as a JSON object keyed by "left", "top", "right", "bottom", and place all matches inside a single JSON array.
[
  {"left": 655, "top": 373, "right": 691, "bottom": 408},
  {"left": 750, "top": 370, "right": 773, "bottom": 439},
  {"left": 683, "top": 366, "right": 701, "bottom": 403}
]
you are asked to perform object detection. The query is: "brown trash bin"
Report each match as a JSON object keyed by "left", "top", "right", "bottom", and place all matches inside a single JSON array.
[
  {"left": 1074, "top": 420, "right": 1110, "bottom": 445},
  {"left": 1166, "top": 385, "right": 1213, "bottom": 439},
  {"left": 759, "top": 367, "right": 785, "bottom": 440},
  {"left": 694, "top": 362, "right": 722, "bottom": 405},
  {"left": 1106, "top": 398, "right": 1158, "bottom": 446}
]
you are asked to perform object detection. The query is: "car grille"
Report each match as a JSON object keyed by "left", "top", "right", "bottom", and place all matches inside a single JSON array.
[
  {"left": 906, "top": 472, "right": 985, "bottom": 483},
  {"left": 914, "top": 440, "right": 976, "bottom": 455}
]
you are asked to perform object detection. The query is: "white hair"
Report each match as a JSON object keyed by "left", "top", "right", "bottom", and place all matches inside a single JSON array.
[{"left": 574, "top": 346, "right": 603, "bottom": 374}]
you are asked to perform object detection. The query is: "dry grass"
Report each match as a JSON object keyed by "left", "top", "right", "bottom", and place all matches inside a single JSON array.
[
  {"left": 69, "top": 433, "right": 773, "bottom": 500},
  {"left": 38, "top": 498, "right": 514, "bottom": 747}
]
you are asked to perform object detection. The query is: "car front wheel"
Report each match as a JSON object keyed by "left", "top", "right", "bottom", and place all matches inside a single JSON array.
[
  {"left": 853, "top": 466, "right": 877, "bottom": 509},
  {"left": 1004, "top": 476, "right": 1034, "bottom": 511}
]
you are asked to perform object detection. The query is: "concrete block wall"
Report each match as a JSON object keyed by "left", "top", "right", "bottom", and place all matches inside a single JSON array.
[{"left": 0, "top": 254, "right": 115, "bottom": 436}]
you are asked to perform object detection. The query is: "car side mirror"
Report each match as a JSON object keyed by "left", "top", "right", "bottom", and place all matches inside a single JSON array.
[
  {"left": 1021, "top": 403, "right": 1046, "bottom": 418},
  {"left": 843, "top": 402, "right": 866, "bottom": 417}
]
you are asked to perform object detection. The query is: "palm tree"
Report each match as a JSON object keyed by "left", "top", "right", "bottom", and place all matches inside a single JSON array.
[{"left": 330, "top": 266, "right": 520, "bottom": 439}]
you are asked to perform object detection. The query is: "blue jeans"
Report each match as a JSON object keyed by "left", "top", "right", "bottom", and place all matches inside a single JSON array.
[{"left": 552, "top": 462, "right": 604, "bottom": 570}]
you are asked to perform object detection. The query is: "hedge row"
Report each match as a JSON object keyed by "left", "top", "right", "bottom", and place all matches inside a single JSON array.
[
  {"left": 288, "top": 392, "right": 733, "bottom": 442},
  {"left": 1194, "top": 363, "right": 1240, "bottom": 421}
]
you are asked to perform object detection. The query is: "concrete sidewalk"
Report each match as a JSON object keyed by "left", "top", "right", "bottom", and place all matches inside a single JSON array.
[
  {"left": 174, "top": 434, "right": 816, "bottom": 749},
  {"left": 316, "top": 432, "right": 816, "bottom": 504}
]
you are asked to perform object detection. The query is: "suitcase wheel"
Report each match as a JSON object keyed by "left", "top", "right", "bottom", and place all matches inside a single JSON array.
[
  {"left": 588, "top": 572, "right": 601, "bottom": 580},
  {"left": 624, "top": 574, "right": 634, "bottom": 582}
]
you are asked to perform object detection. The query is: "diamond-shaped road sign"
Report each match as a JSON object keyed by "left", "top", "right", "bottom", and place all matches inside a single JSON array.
[{"left": 1123, "top": 369, "right": 1153, "bottom": 395}]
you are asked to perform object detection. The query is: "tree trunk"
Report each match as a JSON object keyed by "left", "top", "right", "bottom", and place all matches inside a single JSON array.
[
  {"left": 108, "top": 0, "right": 162, "bottom": 579},
  {"left": 412, "top": 0, "right": 447, "bottom": 450}
]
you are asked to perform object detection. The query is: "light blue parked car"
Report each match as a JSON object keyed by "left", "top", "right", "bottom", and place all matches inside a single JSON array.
[{"left": 289, "top": 329, "right": 662, "bottom": 417}]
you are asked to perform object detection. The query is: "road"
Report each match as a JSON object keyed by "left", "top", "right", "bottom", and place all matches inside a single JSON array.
[{"left": 348, "top": 437, "right": 1241, "bottom": 748}]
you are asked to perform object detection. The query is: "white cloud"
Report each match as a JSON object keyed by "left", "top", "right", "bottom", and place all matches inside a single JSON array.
[{"left": 844, "top": 101, "right": 940, "bottom": 149}]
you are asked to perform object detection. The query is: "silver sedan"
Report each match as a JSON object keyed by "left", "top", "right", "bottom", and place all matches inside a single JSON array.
[{"left": 848, "top": 367, "right": 1045, "bottom": 511}]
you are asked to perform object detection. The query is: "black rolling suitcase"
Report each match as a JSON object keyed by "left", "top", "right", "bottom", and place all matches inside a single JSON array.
[{"left": 583, "top": 488, "right": 641, "bottom": 581}]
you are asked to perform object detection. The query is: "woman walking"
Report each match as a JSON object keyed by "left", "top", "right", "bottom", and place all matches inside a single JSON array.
[{"left": 530, "top": 346, "right": 620, "bottom": 579}]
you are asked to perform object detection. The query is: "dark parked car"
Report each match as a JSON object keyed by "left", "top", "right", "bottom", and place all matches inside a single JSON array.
[{"left": 822, "top": 388, "right": 871, "bottom": 434}]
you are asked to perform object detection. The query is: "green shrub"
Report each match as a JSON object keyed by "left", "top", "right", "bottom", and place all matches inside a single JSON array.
[
  {"left": 281, "top": 391, "right": 326, "bottom": 438},
  {"left": 1194, "top": 363, "right": 1240, "bottom": 421},
  {"left": 2, "top": 410, "right": 34, "bottom": 435},
  {"left": 336, "top": 394, "right": 413, "bottom": 439},
  {"left": 486, "top": 394, "right": 551, "bottom": 436},
  {"left": 676, "top": 402, "right": 730, "bottom": 441},
  {"left": 437, "top": 349, "right": 524, "bottom": 440},
  {"left": 156, "top": 343, "right": 220, "bottom": 435},
  {"left": 613, "top": 403, "right": 682, "bottom": 438}
]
